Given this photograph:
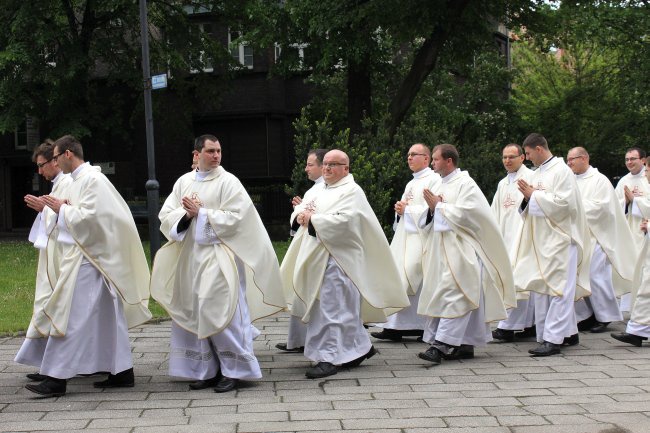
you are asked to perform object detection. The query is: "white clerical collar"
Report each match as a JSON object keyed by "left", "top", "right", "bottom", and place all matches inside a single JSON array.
[
  {"left": 630, "top": 167, "right": 646, "bottom": 177},
  {"left": 576, "top": 166, "right": 594, "bottom": 179},
  {"left": 314, "top": 176, "right": 324, "bottom": 184},
  {"left": 537, "top": 156, "right": 555, "bottom": 173},
  {"left": 71, "top": 162, "right": 90, "bottom": 180},
  {"left": 412, "top": 167, "right": 431, "bottom": 179},
  {"left": 441, "top": 168, "right": 460, "bottom": 183},
  {"left": 507, "top": 172, "right": 518, "bottom": 183},
  {"left": 196, "top": 168, "right": 216, "bottom": 181},
  {"left": 52, "top": 171, "right": 64, "bottom": 185}
]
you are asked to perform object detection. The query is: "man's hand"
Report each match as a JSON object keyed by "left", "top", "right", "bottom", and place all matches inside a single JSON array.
[
  {"left": 41, "top": 195, "right": 66, "bottom": 214},
  {"left": 296, "top": 210, "right": 312, "bottom": 227},
  {"left": 181, "top": 196, "right": 201, "bottom": 219},
  {"left": 517, "top": 179, "right": 535, "bottom": 200},
  {"left": 423, "top": 189, "right": 442, "bottom": 210},
  {"left": 292, "top": 196, "right": 302, "bottom": 208},
  {"left": 394, "top": 200, "right": 407, "bottom": 216},
  {"left": 24, "top": 194, "right": 46, "bottom": 212},
  {"left": 624, "top": 185, "right": 634, "bottom": 205}
]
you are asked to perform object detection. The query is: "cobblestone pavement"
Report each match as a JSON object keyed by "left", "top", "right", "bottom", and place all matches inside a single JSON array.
[{"left": 1, "top": 314, "right": 650, "bottom": 432}]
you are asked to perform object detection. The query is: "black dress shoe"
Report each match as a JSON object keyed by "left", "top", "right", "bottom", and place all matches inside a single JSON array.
[
  {"left": 213, "top": 376, "right": 238, "bottom": 393},
  {"left": 275, "top": 342, "right": 304, "bottom": 353},
  {"left": 611, "top": 332, "right": 647, "bottom": 347},
  {"left": 590, "top": 322, "right": 610, "bottom": 333},
  {"left": 492, "top": 328, "right": 515, "bottom": 342},
  {"left": 514, "top": 326, "right": 537, "bottom": 339},
  {"left": 189, "top": 373, "right": 221, "bottom": 390},
  {"left": 370, "top": 328, "right": 404, "bottom": 341},
  {"left": 562, "top": 333, "right": 579, "bottom": 346},
  {"left": 26, "top": 373, "right": 47, "bottom": 382},
  {"left": 305, "top": 362, "right": 338, "bottom": 379},
  {"left": 342, "top": 346, "right": 378, "bottom": 368},
  {"left": 443, "top": 344, "right": 474, "bottom": 360},
  {"left": 577, "top": 314, "right": 597, "bottom": 332},
  {"left": 528, "top": 341, "right": 561, "bottom": 357},
  {"left": 25, "top": 378, "right": 66, "bottom": 397},
  {"left": 93, "top": 368, "right": 135, "bottom": 388},
  {"left": 417, "top": 346, "right": 442, "bottom": 365}
]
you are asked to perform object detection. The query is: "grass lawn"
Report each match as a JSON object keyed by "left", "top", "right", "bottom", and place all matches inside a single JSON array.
[{"left": 0, "top": 239, "right": 291, "bottom": 335}]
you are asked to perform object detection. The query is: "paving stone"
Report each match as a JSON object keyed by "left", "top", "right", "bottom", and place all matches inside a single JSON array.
[
  {"left": 342, "top": 417, "right": 446, "bottom": 429},
  {"left": 496, "top": 415, "right": 550, "bottom": 426},
  {"left": 0, "top": 419, "right": 89, "bottom": 431},
  {"left": 42, "top": 409, "right": 142, "bottom": 420},
  {"left": 235, "top": 420, "right": 341, "bottom": 432}
]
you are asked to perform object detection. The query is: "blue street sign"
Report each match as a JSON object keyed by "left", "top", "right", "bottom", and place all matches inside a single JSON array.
[{"left": 151, "top": 74, "right": 167, "bottom": 90}]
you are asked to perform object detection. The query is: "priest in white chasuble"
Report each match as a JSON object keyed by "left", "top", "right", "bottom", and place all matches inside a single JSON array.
[
  {"left": 276, "top": 148, "right": 327, "bottom": 353},
  {"left": 280, "top": 149, "right": 409, "bottom": 379},
  {"left": 567, "top": 147, "right": 636, "bottom": 334},
  {"left": 512, "top": 133, "right": 590, "bottom": 357},
  {"left": 371, "top": 143, "right": 441, "bottom": 342},
  {"left": 613, "top": 158, "right": 650, "bottom": 347},
  {"left": 614, "top": 147, "right": 649, "bottom": 312},
  {"left": 417, "top": 144, "right": 515, "bottom": 366},
  {"left": 17, "top": 135, "right": 152, "bottom": 398},
  {"left": 491, "top": 143, "right": 536, "bottom": 342},
  {"left": 152, "top": 135, "right": 285, "bottom": 393}
]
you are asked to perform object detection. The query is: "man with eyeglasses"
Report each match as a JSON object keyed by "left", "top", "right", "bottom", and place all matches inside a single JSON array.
[
  {"left": 152, "top": 134, "right": 285, "bottom": 393},
  {"left": 17, "top": 135, "right": 152, "bottom": 397},
  {"left": 417, "top": 144, "right": 515, "bottom": 366},
  {"left": 277, "top": 148, "right": 328, "bottom": 353},
  {"left": 512, "top": 133, "right": 590, "bottom": 357},
  {"left": 281, "top": 149, "right": 409, "bottom": 379},
  {"left": 614, "top": 147, "right": 649, "bottom": 312},
  {"left": 15, "top": 140, "right": 73, "bottom": 385},
  {"left": 491, "top": 144, "right": 536, "bottom": 343},
  {"left": 566, "top": 147, "right": 635, "bottom": 334},
  {"left": 371, "top": 143, "right": 441, "bottom": 342}
]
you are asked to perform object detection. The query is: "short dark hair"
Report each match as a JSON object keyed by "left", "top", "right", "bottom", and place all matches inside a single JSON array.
[
  {"left": 308, "top": 149, "right": 328, "bottom": 165},
  {"left": 522, "top": 133, "right": 548, "bottom": 150},
  {"left": 433, "top": 143, "right": 459, "bottom": 166},
  {"left": 32, "top": 139, "right": 55, "bottom": 163},
  {"left": 626, "top": 147, "right": 646, "bottom": 159},
  {"left": 53, "top": 135, "right": 84, "bottom": 159},
  {"left": 503, "top": 143, "right": 523, "bottom": 156},
  {"left": 194, "top": 134, "right": 219, "bottom": 152}
]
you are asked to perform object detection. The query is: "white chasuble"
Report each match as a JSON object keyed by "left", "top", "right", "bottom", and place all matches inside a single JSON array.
[
  {"left": 390, "top": 168, "right": 442, "bottom": 296},
  {"left": 280, "top": 174, "right": 409, "bottom": 323},
  {"left": 576, "top": 167, "right": 638, "bottom": 296},
  {"left": 43, "top": 164, "right": 151, "bottom": 337},
  {"left": 151, "top": 166, "right": 285, "bottom": 339},
  {"left": 630, "top": 234, "right": 650, "bottom": 326},
  {"left": 491, "top": 165, "right": 533, "bottom": 256},
  {"left": 615, "top": 170, "right": 650, "bottom": 249},
  {"left": 512, "top": 158, "right": 591, "bottom": 299},
  {"left": 418, "top": 170, "right": 515, "bottom": 322},
  {"left": 26, "top": 173, "right": 73, "bottom": 338}
]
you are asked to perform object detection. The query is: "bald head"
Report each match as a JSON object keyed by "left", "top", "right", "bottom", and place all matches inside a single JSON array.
[
  {"left": 322, "top": 149, "right": 350, "bottom": 185},
  {"left": 566, "top": 146, "right": 590, "bottom": 175}
]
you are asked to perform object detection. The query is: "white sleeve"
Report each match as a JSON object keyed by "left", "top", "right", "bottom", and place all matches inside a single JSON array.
[
  {"left": 433, "top": 203, "right": 453, "bottom": 232},
  {"left": 194, "top": 208, "right": 222, "bottom": 245},
  {"left": 28, "top": 213, "right": 48, "bottom": 249},
  {"left": 56, "top": 204, "right": 76, "bottom": 245},
  {"left": 632, "top": 199, "right": 643, "bottom": 218},
  {"left": 528, "top": 191, "right": 545, "bottom": 217},
  {"left": 169, "top": 218, "right": 188, "bottom": 242},
  {"left": 402, "top": 206, "right": 419, "bottom": 234}
]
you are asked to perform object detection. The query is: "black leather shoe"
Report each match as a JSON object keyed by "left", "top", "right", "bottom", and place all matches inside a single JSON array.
[
  {"left": 577, "top": 314, "right": 597, "bottom": 332},
  {"left": 492, "top": 328, "right": 515, "bottom": 342},
  {"left": 275, "top": 342, "right": 304, "bottom": 353},
  {"left": 611, "top": 332, "right": 647, "bottom": 347},
  {"left": 189, "top": 374, "right": 221, "bottom": 390},
  {"left": 590, "top": 322, "right": 610, "bottom": 333},
  {"left": 342, "top": 346, "right": 378, "bottom": 368},
  {"left": 93, "top": 368, "right": 135, "bottom": 388},
  {"left": 528, "top": 341, "right": 561, "bottom": 357},
  {"left": 213, "top": 376, "right": 238, "bottom": 393},
  {"left": 417, "top": 346, "right": 442, "bottom": 365},
  {"left": 443, "top": 344, "right": 474, "bottom": 360},
  {"left": 514, "top": 326, "right": 537, "bottom": 339},
  {"left": 26, "top": 373, "right": 47, "bottom": 382},
  {"left": 305, "top": 362, "right": 338, "bottom": 379},
  {"left": 370, "top": 328, "right": 404, "bottom": 341},
  {"left": 562, "top": 333, "right": 579, "bottom": 346},
  {"left": 25, "top": 378, "right": 66, "bottom": 397}
]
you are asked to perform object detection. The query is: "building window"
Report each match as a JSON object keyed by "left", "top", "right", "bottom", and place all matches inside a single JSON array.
[
  {"left": 15, "top": 117, "right": 39, "bottom": 151},
  {"left": 189, "top": 23, "right": 215, "bottom": 73},
  {"left": 229, "top": 30, "right": 253, "bottom": 69},
  {"left": 274, "top": 43, "right": 307, "bottom": 69}
]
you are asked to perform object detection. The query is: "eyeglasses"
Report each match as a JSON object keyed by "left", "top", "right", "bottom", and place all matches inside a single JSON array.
[
  {"left": 407, "top": 152, "right": 427, "bottom": 157},
  {"left": 51, "top": 151, "right": 65, "bottom": 162},
  {"left": 567, "top": 155, "right": 585, "bottom": 162},
  {"left": 502, "top": 155, "right": 522, "bottom": 160},
  {"left": 322, "top": 162, "right": 347, "bottom": 168},
  {"left": 36, "top": 159, "right": 53, "bottom": 168},
  {"left": 625, "top": 157, "right": 640, "bottom": 162}
]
